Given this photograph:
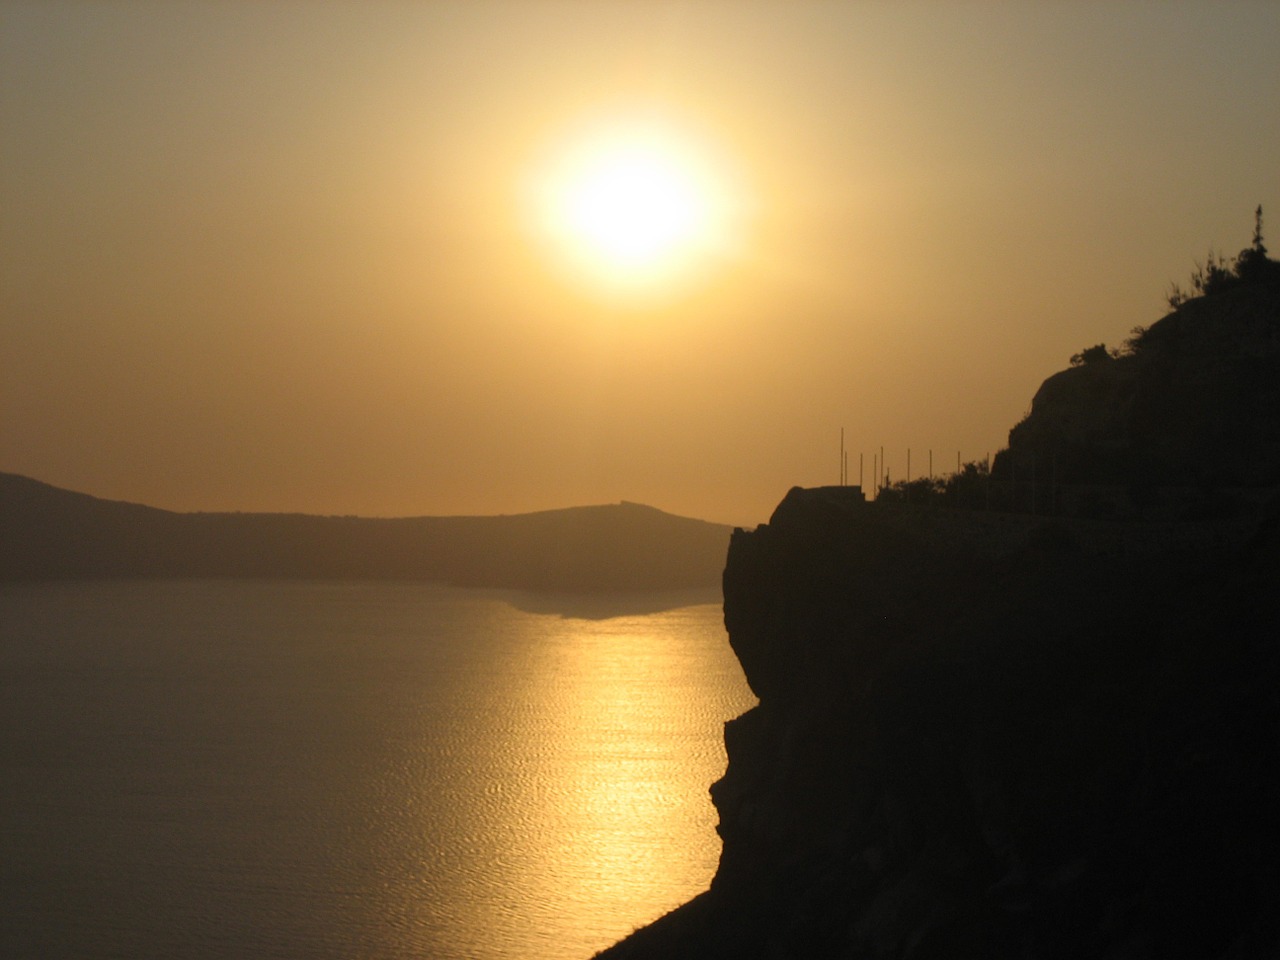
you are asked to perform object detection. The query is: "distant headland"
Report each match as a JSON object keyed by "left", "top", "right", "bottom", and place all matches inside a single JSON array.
[{"left": 0, "top": 473, "right": 731, "bottom": 593}]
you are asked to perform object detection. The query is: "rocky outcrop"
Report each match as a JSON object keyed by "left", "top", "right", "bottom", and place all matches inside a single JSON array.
[
  {"left": 598, "top": 487, "right": 1280, "bottom": 959},
  {"left": 997, "top": 279, "right": 1280, "bottom": 495},
  {"left": 598, "top": 249, "right": 1280, "bottom": 959}
]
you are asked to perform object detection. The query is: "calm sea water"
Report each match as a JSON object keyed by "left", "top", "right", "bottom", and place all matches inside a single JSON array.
[{"left": 1, "top": 580, "right": 756, "bottom": 960}]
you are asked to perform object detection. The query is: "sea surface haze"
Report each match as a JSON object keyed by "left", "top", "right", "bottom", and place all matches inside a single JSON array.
[{"left": 1, "top": 580, "right": 755, "bottom": 959}]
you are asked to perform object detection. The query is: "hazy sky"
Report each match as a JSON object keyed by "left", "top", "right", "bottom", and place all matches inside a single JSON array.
[{"left": 3, "top": 1, "right": 1278, "bottom": 525}]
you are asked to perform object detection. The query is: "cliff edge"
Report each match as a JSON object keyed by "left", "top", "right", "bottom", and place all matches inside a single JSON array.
[
  {"left": 600, "top": 491, "right": 1279, "bottom": 958},
  {"left": 598, "top": 231, "right": 1280, "bottom": 958},
  {"left": 996, "top": 255, "right": 1280, "bottom": 507}
]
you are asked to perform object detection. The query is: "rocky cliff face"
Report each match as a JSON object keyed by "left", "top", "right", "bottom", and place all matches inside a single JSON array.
[
  {"left": 599, "top": 487, "right": 1280, "bottom": 959},
  {"left": 597, "top": 257, "right": 1280, "bottom": 958},
  {"left": 997, "top": 279, "right": 1280, "bottom": 495}
]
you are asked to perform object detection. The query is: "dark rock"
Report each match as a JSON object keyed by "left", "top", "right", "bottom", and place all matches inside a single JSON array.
[
  {"left": 997, "top": 280, "right": 1280, "bottom": 500},
  {"left": 601, "top": 246, "right": 1280, "bottom": 956},
  {"left": 599, "top": 500, "right": 1280, "bottom": 958}
]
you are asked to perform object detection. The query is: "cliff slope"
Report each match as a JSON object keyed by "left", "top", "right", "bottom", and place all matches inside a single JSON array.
[
  {"left": 601, "top": 490, "right": 1279, "bottom": 958},
  {"left": 996, "top": 267, "right": 1280, "bottom": 501},
  {"left": 598, "top": 241, "right": 1280, "bottom": 958}
]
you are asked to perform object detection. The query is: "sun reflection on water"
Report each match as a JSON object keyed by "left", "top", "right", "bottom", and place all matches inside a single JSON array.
[
  {"left": 435, "top": 601, "right": 756, "bottom": 959},
  {"left": 0, "top": 582, "right": 754, "bottom": 960}
]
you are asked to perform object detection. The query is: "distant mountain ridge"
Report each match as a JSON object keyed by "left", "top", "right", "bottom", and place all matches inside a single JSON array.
[{"left": 0, "top": 473, "right": 732, "bottom": 591}]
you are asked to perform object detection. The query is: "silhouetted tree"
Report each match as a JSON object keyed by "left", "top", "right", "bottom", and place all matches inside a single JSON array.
[
  {"left": 875, "top": 460, "right": 991, "bottom": 510},
  {"left": 1123, "top": 324, "right": 1152, "bottom": 354},
  {"left": 1166, "top": 205, "right": 1280, "bottom": 307},
  {"left": 943, "top": 459, "right": 991, "bottom": 509},
  {"left": 1234, "top": 204, "right": 1274, "bottom": 283},
  {"left": 876, "top": 476, "right": 943, "bottom": 505},
  {"left": 1070, "top": 343, "right": 1112, "bottom": 366}
]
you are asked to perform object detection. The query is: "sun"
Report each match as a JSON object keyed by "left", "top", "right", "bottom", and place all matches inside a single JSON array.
[
  {"left": 561, "top": 143, "right": 704, "bottom": 268},
  {"left": 528, "top": 120, "right": 737, "bottom": 297}
]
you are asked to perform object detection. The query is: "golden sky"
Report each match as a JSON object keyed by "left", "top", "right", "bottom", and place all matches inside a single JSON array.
[{"left": 3, "top": 1, "right": 1278, "bottom": 525}]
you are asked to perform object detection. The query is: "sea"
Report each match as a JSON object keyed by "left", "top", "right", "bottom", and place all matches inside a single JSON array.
[{"left": 1, "top": 580, "right": 756, "bottom": 960}]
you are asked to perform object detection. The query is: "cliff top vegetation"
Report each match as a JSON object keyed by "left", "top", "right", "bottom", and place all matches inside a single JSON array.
[
  {"left": 879, "top": 208, "right": 1280, "bottom": 516},
  {"left": 1070, "top": 206, "right": 1280, "bottom": 364}
]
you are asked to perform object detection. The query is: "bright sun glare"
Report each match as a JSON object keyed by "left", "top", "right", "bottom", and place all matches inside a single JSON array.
[
  {"left": 530, "top": 121, "right": 736, "bottom": 296},
  {"left": 563, "top": 144, "right": 703, "bottom": 266}
]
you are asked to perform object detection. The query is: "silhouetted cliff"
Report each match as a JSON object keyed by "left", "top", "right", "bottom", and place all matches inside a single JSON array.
[
  {"left": 995, "top": 257, "right": 1280, "bottom": 515},
  {"left": 0, "top": 473, "right": 730, "bottom": 592},
  {"left": 598, "top": 237, "right": 1280, "bottom": 958},
  {"left": 600, "top": 489, "right": 1279, "bottom": 959}
]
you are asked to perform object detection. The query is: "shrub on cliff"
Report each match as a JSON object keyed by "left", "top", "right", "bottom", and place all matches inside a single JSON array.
[
  {"left": 943, "top": 459, "right": 992, "bottom": 509},
  {"left": 1069, "top": 343, "right": 1114, "bottom": 366},
  {"left": 1164, "top": 205, "right": 1280, "bottom": 311},
  {"left": 875, "top": 460, "right": 991, "bottom": 510},
  {"left": 875, "top": 475, "right": 943, "bottom": 505}
]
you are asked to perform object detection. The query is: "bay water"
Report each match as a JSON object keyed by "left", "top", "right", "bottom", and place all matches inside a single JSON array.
[{"left": 1, "top": 580, "right": 755, "bottom": 959}]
